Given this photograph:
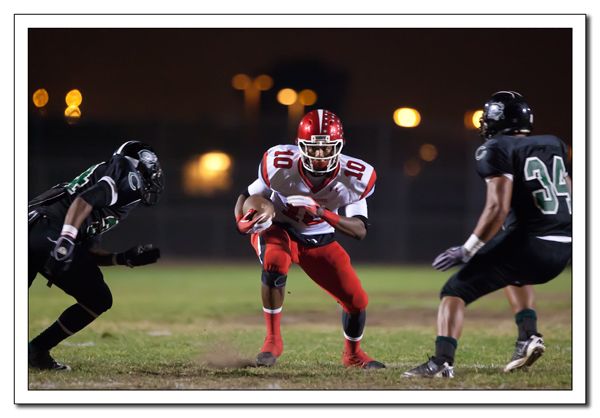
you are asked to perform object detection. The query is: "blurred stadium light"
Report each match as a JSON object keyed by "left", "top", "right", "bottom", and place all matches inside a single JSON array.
[
  {"left": 298, "top": 89, "right": 317, "bottom": 106},
  {"left": 419, "top": 143, "right": 438, "bottom": 162},
  {"left": 183, "top": 151, "right": 233, "bottom": 196},
  {"left": 232, "top": 73, "right": 272, "bottom": 119},
  {"left": 404, "top": 158, "right": 422, "bottom": 177},
  {"left": 277, "top": 88, "right": 297, "bottom": 106},
  {"left": 464, "top": 109, "right": 483, "bottom": 130},
  {"left": 393, "top": 107, "right": 421, "bottom": 128},
  {"left": 32, "top": 88, "right": 49, "bottom": 108},
  {"left": 65, "top": 89, "right": 83, "bottom": 107}
]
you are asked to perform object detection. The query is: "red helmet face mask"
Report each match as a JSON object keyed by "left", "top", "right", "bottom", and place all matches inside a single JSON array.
[{"left": 296, "top": 109, "right": 345, "bottom": 174}]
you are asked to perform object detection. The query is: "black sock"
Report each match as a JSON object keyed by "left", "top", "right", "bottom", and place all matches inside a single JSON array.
[
  {"left": 435, "top": 336, "right": 458, "bottom": 365},
  {"left": 515, "top": 309, "right": 537, "bottom": 341},
  {"left": 30, "top": 303, "right": 97, "bottom": 351},
  {"left": 342, "top": 309, "right": 366, "bottom": 339}
]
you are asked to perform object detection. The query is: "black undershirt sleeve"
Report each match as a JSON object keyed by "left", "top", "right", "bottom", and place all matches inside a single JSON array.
[{"left": 352, "top": 215, "right": 369, "bottom": 231}]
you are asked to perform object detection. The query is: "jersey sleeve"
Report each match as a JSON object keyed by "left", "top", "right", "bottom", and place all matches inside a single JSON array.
[
  {"left": 344, "top": 198, "right": 368, "bottom": 218},
  {"left": 256, "top": 145, "right": 297, "bottom": 190},
  {"left": 474, "top": 142, "right": 513, "bottom": 180},
  {"left": 343, "top": 158, "right": 377, "bottom": 202},
  {"left": 79, "top": 156, "right": 141, "bottom": 208},
  {"left": 247, "top": 178, "right": 271, "bottom": 198}
]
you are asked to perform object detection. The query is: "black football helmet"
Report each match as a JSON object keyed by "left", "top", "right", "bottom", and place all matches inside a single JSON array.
[
  {"left": 114, "top": 141, "right": 164, "bottom": 206},
  {"left": 479, "top": 91, "right": 533, "bottom": 139}
]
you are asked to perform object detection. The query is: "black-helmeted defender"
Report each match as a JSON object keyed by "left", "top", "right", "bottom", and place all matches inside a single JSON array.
[
  {"left": 403, "top": 91, "right": 572, "bottom": 378},
  {"left": 28, "top": 141, "right": 164, "bottom": 370}
]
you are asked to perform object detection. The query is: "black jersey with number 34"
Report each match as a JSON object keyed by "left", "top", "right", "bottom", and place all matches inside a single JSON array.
[
  {"left": 475, "top": 134, "right": 572, "bottom": 237},
  {"left": 28, "top": 155, "right": 143, "bottom": 243}
]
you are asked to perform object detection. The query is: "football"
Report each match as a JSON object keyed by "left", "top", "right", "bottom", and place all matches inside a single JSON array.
[{"left": 243, "top": 194, "right": 275, "bottom": 223}]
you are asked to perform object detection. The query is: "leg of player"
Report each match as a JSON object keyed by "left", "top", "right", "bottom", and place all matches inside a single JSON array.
[
  {"left": 503, "top": 285, "right": 545, "bottom": 372},
  {"left": 251, "top": 226, "right": 293, "bottom": 367},
  {"left": 28, "top": 261, "right": 113, "bottom": 371},
  {"left": 402, "top": 296, "right": 462, "bottom": 378},
  {"left": 257, "top": 277, "right": 286, "bottom": 367},
  {"left": 299, "top": 242, "right": 385, "bottom": 369}
]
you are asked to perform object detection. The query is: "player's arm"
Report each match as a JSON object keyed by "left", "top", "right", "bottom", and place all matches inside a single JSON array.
[
  {"left": 285, "top": 196, "right": 368, "bottom": 240},
  {"left": 432, "top": 175, "right": 512, "bottom": 271},
  {"left": 472, "top": 175, "right": 513, "bottom": 241},
  {"left": 45, "top": 173, "right": 119, "bottom": 275},
  {"left": 89, "top": 245, "right": 160, "bottom": 268}
]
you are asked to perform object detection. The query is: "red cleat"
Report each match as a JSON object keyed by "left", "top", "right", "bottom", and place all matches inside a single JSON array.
[
  {"left": 256, "top": 336, "right": 283, "bottom": 367},
  {"left": 342, "top": 349, "right": 386, "bottom": 369}
]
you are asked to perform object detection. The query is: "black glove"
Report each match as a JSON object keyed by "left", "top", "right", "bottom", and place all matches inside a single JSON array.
[
  {"left": 116, "top": 244, "right": 160, "bottom": 267},
  {"left": 43, "top": 236, "right": 76, "bottom": 277}
]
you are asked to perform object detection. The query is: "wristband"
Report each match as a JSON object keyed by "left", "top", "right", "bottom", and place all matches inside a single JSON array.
[
  {"left": 61, "top": 224, "right": 78, "bottom": 239},
  {"left": 463, "top": 234, "right": 486, "bottom": 257},
  {"left": 320, "top": 209, "right": 340, "bottom": 227}
]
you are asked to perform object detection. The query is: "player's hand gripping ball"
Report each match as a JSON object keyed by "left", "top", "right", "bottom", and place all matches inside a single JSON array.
[{"left": 237, "top": 195, "right": 275, "bottom": 234}]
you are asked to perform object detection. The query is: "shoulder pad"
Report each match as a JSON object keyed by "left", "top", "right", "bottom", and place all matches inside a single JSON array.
[
  {"left": 338, "top": 154, "right": 377, "bottom": 200},
  {"left": 258, "top": 144, "right": 299, "bottom": 188}
]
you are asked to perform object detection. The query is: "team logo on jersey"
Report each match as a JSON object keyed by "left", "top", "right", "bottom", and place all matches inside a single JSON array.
[
  {"left": 128, "top": 172, "right": 141, "bottom": 191},
  {"left": 486, "top": 102, "right": 505, "bottom": 121},
  {"left": 475, "top": 145, "right": 488, "bottom": 161}
]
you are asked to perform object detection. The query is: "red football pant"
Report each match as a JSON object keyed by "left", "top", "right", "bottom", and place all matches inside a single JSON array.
[{"left": 251, "top": 225, "right": 368, "bottom": 313}]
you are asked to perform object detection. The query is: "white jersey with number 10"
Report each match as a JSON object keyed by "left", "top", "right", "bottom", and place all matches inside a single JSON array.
[{"left": 247, "top": 144, "right": 376, "bottom": 236}]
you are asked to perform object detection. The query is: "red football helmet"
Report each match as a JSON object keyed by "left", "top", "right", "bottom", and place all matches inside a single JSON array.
[{"left": 296, "top": 109, "right": 345, "bottom": 174}]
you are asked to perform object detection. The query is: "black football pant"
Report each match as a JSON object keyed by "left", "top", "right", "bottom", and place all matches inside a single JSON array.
[
  {"left": 440, "top": 229, "right": 572, "bottom": 306},
  {"left": 29, "top": 214, "right": 113, "bottom": 351}
]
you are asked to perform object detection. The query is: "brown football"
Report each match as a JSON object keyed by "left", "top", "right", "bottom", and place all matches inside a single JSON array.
[{"left": 243, "top": 194, "right": 275, "bottom": 223}]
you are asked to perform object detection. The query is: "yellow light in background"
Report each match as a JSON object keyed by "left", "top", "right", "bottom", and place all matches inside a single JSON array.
[
  {"left": 472, "top": 110, "right": 483, "bottom": 129},
  {"left": 419, "top": 144, "right": 438, "bottom": 162},
  {"left": 65, "top": 89, "right": 82, "bottom": 107},
  {"left": 277, "top": 88, "right": 298, "bottom": 106},
  {"left": 64, "top": 105, "right": 81, "bottom": 118},
  {"left": 200, "top": 152, "right": 232, "bottom": 173},
  {"left": 404, "top": 159, "right": 422, "bottom": 177},
  {"left": 183, "top": 152, "right": 233, "bottom": 196},
  {"left": 464, "top": 110, "right": 483, "bottom": 129},
  {"left": 393, "top": 107, "right": 421, "bottom": 128},
  {"left": 32, "top": 88, "right": 49, "bottom": 108},
  {"left": 298, "top": 89, "right": 317, "bottom": 106},
  {"left": 232, "top": 74, "right": 251, "bottom": 90},
  {"left": 253, "top": 74, "right": 273, "bottom": 91}
]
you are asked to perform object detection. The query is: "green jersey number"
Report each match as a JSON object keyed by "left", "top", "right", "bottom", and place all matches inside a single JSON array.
[
  {"left": 524, "top": 156, "right": 572, "bottom": 215},
  {"left": 65, "top": 163, "right": 103, "bottom": 195}
]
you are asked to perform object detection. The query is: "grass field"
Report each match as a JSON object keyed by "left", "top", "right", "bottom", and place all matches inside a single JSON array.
[{"left": 27, "top": 263, "right": 572, "bottom": 390}]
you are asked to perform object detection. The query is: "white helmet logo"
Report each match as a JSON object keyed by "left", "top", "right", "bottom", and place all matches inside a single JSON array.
[{"left": 487, "top": 102, "right": 505, "bottom": 121}]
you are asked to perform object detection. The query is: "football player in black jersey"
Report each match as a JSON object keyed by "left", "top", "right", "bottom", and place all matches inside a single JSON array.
[
  {"left": 28, "top": 141, "right": 164, "bottom": 370},
  {"left": 404, "top": 91, "right": 572, "bottom": 378}
]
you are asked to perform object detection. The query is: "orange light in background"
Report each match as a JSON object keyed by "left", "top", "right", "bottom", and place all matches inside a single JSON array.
[
  {"left": 404, "top": 159, "right": 422, "bottom": 177},
  {"left": 183, "top": 152, "right": 233, "bottom": 196},
  {"left": 298, "top": 89, "right": 317, "bottom": 106},
  {"left": 64, "top": 105, "right": 81, "bottom": 118},
  {"left": 419, "top": 144, "right": 438, "bottom": 162},
  {"left": 65, "top": 89, "right": 83, "bottom": 107},
  {"left": 32, "top": 88, "right": 49, "bottom": 108},
  {"left": 232, "top": 74, "right": 251, "bottom": 90},
  {"left": 464, "top": 110, "right": 483, "bottom": 130},
  {"left": 393, "top": 108, "right": 421, "bottom": 128},
  {"left": 253, "top": 74, "right": 273, "bottom": 91},
  {"left": 277, "top": 88, "right": 298, "bottom": 106}
]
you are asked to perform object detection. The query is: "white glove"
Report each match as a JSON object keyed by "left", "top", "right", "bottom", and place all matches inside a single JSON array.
[{"left": 248, "top": 215, "right": 273, "bottom": 234}]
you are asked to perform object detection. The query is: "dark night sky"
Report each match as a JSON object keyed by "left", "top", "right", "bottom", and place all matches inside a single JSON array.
[{"left": 28, "top": 28, "right": 572, "bottom": 143}]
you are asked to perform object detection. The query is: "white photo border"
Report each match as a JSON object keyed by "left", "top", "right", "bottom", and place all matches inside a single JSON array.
[{"left": 14, "top": 13, "right": 586, "bottom": 405}]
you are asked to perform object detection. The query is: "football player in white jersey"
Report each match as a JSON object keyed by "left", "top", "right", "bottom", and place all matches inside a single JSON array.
[{"left": 234, "top": 109, "right": 385, "bottom": 369}]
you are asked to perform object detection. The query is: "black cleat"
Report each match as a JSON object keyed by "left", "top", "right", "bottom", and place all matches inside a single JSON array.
[
  {"left": 504, "top": 333, "right": 545, "bottom": 372},
  {"left": 256, "top": 352, "right": 278, "bottom": 367},
  {"left": 363, "top": 360, "right": 386, "bottom": 370},
  {"left": 28, "top": 343, "right": 71, "bottom": 371},
  {"left": 403, "top": 356, "right": 454, "bottom": 378}
]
